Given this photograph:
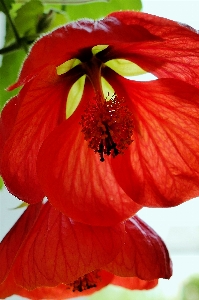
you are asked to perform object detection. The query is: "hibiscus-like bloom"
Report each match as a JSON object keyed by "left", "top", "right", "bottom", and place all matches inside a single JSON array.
[
  {"left": 1, "top": 10, "right": 199, "bottom": 296},
  {"left": 0, "top": 202, "right": 171, "bottom": 298},
  {"left": 1, "top": 11, "right": 199, "bottom": 227}
]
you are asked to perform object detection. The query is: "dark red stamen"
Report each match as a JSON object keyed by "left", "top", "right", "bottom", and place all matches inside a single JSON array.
[
  {"left": 69, "top": 270, "right": 101, "bottom": 292},
  {"left": 80, "top": 94, "right": 134, "bottom": 161}
]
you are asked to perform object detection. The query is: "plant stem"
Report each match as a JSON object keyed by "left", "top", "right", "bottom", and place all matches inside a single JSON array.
[
  {"left": 0, "top": 0, "right": 28, "bottom": 53},
  {"left": 0, "top": 43, "right": 21, "bottom": 54}
]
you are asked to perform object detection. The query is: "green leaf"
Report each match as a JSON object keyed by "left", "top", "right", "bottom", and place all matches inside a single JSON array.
[
  {"left": 18, "top": 0, "right": 43, "bottom": 36},
  {"left": 40, "top": 9, "right": 69, "bottom": 33},
  {"left": 11, "top": 202, "right": 29, "bottom": 209},
  {"left": 67, "top": 0, "right": 142, "bottom": 21},
  {"left": 0, "top": 177, "right": 4, "bottom": 190},
  {"left": 15, "top": 0, "right": 107, "bottom": 3},
  {"left": 0, "top": 0, "right": 14, "bottom": 13},
  {"left": 0, "top": 49, "right": 25, "bottom": 110},
  {"left": 6, "top": 0, "right": 44, "bottom": 46},
  {"left": 6, "top": 1, "right": 69, "bottom": 46},
  {"left": 90, "top": 285, "right": 165, "bottom": 300}
]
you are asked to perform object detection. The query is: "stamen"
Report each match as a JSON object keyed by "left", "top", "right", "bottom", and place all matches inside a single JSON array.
[
  {"left": 69, "top": 270, "right": 101, "bottom": 292},
  {"left": 80, "top": 94, "right": 134, "bottom": 161}
]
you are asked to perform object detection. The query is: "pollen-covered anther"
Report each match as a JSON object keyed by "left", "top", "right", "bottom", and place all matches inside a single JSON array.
[
  {"left": 69, "top": 270, "right": 101, "bottom": 292},
  {"left": 80, "top": 94, "right": 134, "bottom": 161}
]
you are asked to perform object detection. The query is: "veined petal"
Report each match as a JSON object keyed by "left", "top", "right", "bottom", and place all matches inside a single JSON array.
[
  {"left": 0, "top": 96, "right": 20, "bottom": 160},
  {"left": 0, "top": 265, "right": 113, "bottom": 299},
  {"left": 9, "top": 16, "right": 158, "bottom": 90},
  {"left": 0, "top": 202, "right": 116, "bottom": 297},
  {"left": 108, "top": 11, "right": 199, "bottom": 88},
  {"left": 104, "top": 69, "right": 199, "bottom": 207},
  {"left": 0, "top": 66, "right": 79, "bottom": 203},
  {"left": 10, "top": 202, "right": 124, "bottom": 289},
  {"left": 111, "top": 276, "right": 158, "bottom": 290},
  {"left": 0, "top": 203, "right": 42, "bottom": 284},
  {"left": 37, "top": 83, "right": 141, "bottom": 226},
  {"left": 105, "top": 216, "right": 172, "bottom": 280},
  {"left": 0, "top": 272, "right": 70, "bottom": 300}
]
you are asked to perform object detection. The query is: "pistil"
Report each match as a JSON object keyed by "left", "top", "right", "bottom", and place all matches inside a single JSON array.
[
  {"left": 80, "top": 55, "right": 134, "bottom": 161},
  {"left": 80, "top": 94, "right": 134, "bottom": 161},
  {"left": 81, "top": 56, "right": 105, "bottom": 103}
]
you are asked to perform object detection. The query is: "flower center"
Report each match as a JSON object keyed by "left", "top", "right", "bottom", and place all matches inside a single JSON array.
[
  {"left": 69, "top": 270, "right": 101, "bottom": 292},
  {"left": 80, "top": 94, "right": 134, "bottom": 162}
]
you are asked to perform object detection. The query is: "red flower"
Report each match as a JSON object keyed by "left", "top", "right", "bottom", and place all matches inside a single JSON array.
[
  {"left": 1, "top": 11, "right": 199, "bottom": 227},
  {"left": 0, "top": 202, "right": 170, "bottom": 298}
]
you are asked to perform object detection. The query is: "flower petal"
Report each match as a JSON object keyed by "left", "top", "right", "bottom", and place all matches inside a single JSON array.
[
  {"left": 0, "top": 270, "right": 113, "bottom": 299},
  {"left": 9, "top": 15, "right": 158, "bottom": 90},
  {"left": 0, "top": 272, "right": 69, "bottom": 299},
  {"left": 111, "top": 276, "right": 158, "bottom": 290},
  {"left": 5, "top": 202, "right": 124, "bottom": 289},
  {"left": 37, "top": 82, "right": 141, "bottom": 226},
  {"left": 0, "top": 66, "right": 79, "bottom": 203},
  {"left": 0, "top": 203, "right": 114, "bottom": 297},
  {"left": 104, "top": 69, "right": 199, "bottom": 207},
  {"left": 0, "top": 96, "right": 20, "bottom": 160},
  {"left": 108, "top": 11, "right": 199, "bottom": 88},
  {"left": 105, "top": 216, "right": 172, "bottom": 280},
  {"left": 0, "top": 203, "right": 42, "bottom": 284}
]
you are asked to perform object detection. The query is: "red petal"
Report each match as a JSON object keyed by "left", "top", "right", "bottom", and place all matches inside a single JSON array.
[
  {"left": 37, "top": 83, "right": 141, "bottom": 226},
  {"left": 112, "top": 276, "right": 158, "bottom": 290},
  {"left": 108, "top": 11, "right": 199, "bottom": 88},
  {"left": 0, "top": 67, "right": 76, "bottom": 203},
  {"left": 0, "top": 203, "right": 42, "bottom": 284},
  {"left": 0, "top": 96, "right": 20, "bottom": 162},
  {"left": 9, "top": 16, "right": 158, "bottom": 90},
  {"left": 0, "top": 270, "right": 113, "bottom": 299},
  {"left": 0, "top": 204, "right": 41, "bottom": 282},
  {"left": 105, "top": 216, "right": 172, "bottom": 280},
  {"left": 5, "top": 202, "right": 124, "bottom": 289},
  {"left": 0, "top": 202, "right": 114, "bottom": 297},
  {"left": 105, "top": 70, "right": 199, "bottom": 207},
  {"left": 0, "top": 271, "right": 69, "bottom": 300}
]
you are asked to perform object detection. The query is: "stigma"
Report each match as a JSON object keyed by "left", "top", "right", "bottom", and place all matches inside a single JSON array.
[{"left": 80, "top": 94, "right": 134, "bottom": 162}]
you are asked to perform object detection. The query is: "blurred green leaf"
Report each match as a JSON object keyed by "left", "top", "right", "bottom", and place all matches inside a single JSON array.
[
  {"left": 0, "top": 0, "right": 14, "bottom": 13},
  {"left": 14, "top": 0, "right": 43, "bottom": 36},
  {"left": 11, "top": 201, "right": 29, "bottom": 209},
  {"left": 90, "top": 285, "right": 165, "bottom": 300},
  {"left": 39, "top": 9, "right": 69, "bottom": 33},
  {"left": 0, "top": 177, "right": 4, "bottom": 190},
  {"left": 6, "top": 0, "right": 44, "bottom": 46},
  {"left": 16, "top": 0, "right": 108, "bottom": 3},
  {"left": 5, "top": 0, "right": 69, "bottom": 46},
  {"left": 0, "top": 1, "right": 69, "bottom": 110},
  {"left": 67, "top": 0, "right": 142, "bottom": 21},
  {"left": 182, "top": 275, "right": 199, "bottom": 300},
  {"left": 0, "top": 49, "right": 25, "bottom": 110}
]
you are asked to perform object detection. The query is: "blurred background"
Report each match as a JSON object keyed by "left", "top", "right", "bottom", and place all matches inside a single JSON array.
[{"left": 1, "top": 0, "right": 199, "bottom": 299}]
